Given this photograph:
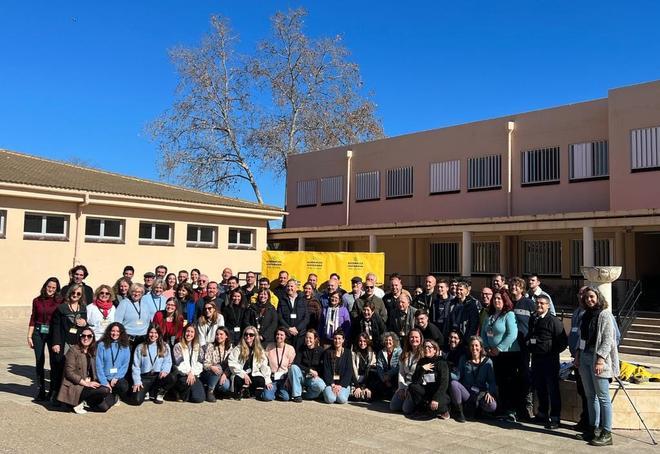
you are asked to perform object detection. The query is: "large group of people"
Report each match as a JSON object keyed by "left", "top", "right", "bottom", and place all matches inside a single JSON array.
[{"left": 27, "top": 264, "right": 619, "bottom": 446}]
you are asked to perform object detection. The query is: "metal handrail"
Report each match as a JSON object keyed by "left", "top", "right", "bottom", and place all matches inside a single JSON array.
[{"left": 616, "top": 280, "right": 642, "bottom": 338}]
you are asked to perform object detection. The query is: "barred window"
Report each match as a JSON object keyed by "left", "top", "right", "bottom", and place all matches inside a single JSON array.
[
  {"left": 467, "top": 155, "right": 501, "bottom": 191},
  {"left": 472, "top": 241, "right": 500, "bottom": 274},
  {"left": 570, "top": 239, "right": 613, "bottom": 276},
  {"left": 296, "top": 180, "right": 318, "bottom": 207},
  {"left": 386, "top": 166, "right": 413, "bottom": 198},
  {"left": 430, "top": 242, "right": 459, "bottom": 274},
  {"left": 569, "top": 141, "right": 608, "bottom": 180},
  {"left": 523, "top": 240, "right": 561, "bottom": 276},
  {"left": 522, "top": 147, "right": 560, "bottom": 185},
  {"left": 356, "top": 171, "right": 380, "bottom": 201},
  {"left": 631, "top": 125, "right": 660, "bottom": 171},
  {"left": 321, "top": 176, "right": 343, "bottom": 204},
  {"left": 430, "top": 160, "right": 460, "bottom": 194}
]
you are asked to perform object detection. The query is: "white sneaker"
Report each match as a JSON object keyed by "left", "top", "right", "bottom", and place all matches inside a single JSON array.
[
  {"left": 73, "top": 402, "right": 87, "bottom": 414},
  {"left": 155, "top": 394, "right": 164, "bottom": 404},
  {"left": 144, "top": 392, "right": 150, "bottom": 400},
  {"left": 114, "top": 395, "right": 121, "bottom": 407}
]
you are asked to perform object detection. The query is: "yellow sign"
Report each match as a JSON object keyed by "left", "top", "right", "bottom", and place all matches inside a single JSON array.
[{"left": 261, "top": 251, "right": 385, "bottom": 288}]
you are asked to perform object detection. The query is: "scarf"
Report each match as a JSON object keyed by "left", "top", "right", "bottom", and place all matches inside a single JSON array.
[
  {"left": 95, "top": 299, "right": 113, "bottom": 318},
  {"left": 325, "top": 306, "right": 340, "bottom": 339}
]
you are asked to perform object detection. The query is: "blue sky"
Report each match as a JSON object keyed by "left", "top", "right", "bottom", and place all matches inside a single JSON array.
[{"left": 1, "top": 0, "right": 660, "bottom": 210}]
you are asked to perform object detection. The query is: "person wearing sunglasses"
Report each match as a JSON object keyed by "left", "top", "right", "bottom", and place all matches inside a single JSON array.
[
  {"left": 57, "top": 327, "right": 115, "bottom": 414},
  {"left": 130, "top": 325, "right": 175, "bottom": 405},
  {"left": 352, "top": 282, "right": 388, "bottom": 324},
  {"left": 196, "top": 301, "right": 224, "bottom": 347},
  {"left": 87, "top": 285, "right": 116, "bottom": 341},
  {"left": 51, "top": 284, "right": 89, "bottom": 403},
  {"left": 228, "top": 326, "right": 273, "bottom": 400},
  {"left": 408, "top": 339, "right": 450, "bottom": 420},
  {"left": 27, "top": 277, "right": 62, "bottom": 401},
  {"left": 172, "top": 324, "right": 205, "bottom": 403},
  {"left": 96, "top": 322, "right": 131, "bottom": 404}
]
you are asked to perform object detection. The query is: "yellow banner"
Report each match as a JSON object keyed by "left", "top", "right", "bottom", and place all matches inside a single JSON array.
[{"left": 261, "top": 251, "right": 385, "bottom": 288}]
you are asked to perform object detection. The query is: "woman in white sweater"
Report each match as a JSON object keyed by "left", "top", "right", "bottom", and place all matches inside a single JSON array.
[
  {"left": 172, "top": 324, "right": 205, "bottom": 403},
  {"left": 228, "top": 325, "right": 273, "bottom": 400}
]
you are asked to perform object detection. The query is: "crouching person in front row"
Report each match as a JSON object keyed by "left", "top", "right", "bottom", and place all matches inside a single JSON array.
[
  {"left": 228, "top": 325, "right": 273, "bottom": 400},
  {"left": 172, "top": 324, "right": 205, "bottom": 403},
  {"left": 129, "top": 324, "right": 175, "bottom": 405},
  {"left": 408, "top": 339, "right": 450, "bottom": 420}
]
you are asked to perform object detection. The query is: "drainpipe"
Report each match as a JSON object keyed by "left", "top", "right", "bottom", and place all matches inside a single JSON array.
[
  {"left": 73, "top": 192, "right": 90, "bottom": 266},
  {"left": 506, "top": 121, "right": 515, "bottom": 217},
  {"left": 346, "top": 149, "right": 353, "bottom": 226}
]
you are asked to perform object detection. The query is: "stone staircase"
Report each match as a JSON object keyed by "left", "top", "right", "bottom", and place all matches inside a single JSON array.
[{"left": 620, "top": 311, "right": 660, "bottom": 357}]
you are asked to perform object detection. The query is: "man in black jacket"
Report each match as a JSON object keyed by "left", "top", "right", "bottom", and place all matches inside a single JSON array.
[
  {"left": 527, "top": 295, "right": 568, "bottom": 430},
  {"left": 278, "top": 279, "right": 309, "bottom": 349},
  {"left": 415, "top": 309, "right": 444, "bottom": 347}
]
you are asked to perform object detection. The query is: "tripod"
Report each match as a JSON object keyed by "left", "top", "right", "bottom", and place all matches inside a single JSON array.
[{"left": 611, "top": 377, "right": 657, "bottom": 445}]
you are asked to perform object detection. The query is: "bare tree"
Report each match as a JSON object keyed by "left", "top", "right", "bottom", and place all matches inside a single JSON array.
[{"left": 150, "top": 9, "right": 383, "bottom": 203}]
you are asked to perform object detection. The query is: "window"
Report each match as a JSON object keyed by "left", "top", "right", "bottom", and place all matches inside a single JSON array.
[
  {"left": 386, "top": 166, "right": 413, "bottom": 198},
  {"left": 430, "top": 160, "right": 460, "bottom": 194},
  {"left": 23, "top": 213, "right": 69, "bottom": 240},
  {"left": 631, "top": 125, "right": 660, "bottom": 171},
  {"left": 0, "top": 210, "right": 5, "bottom": 239},
  {"left": 138, "top": 221, "right": 173, "bottom": 245},
  {"left": 296, "top": 180, "right": 318, "bottom": 207},
  {"left": 355, "top": 171, "right": 380, "bottom": 201},
  {"left": 320, "top": 176, "right": 343, "bottom": 204},
  {"left": 472, "top": 241, "right": 499, "bottom": 274},
  {"left": 85, "top": 217, "right": 124, "bottom": 243},
  {"left": 523, "top": 240, "right": 561, "bottom": 276},
  {"left": 430, "top": 242, "right": 459, "bottom": 274},
  {"left": 187, "top": 224, "right": 217, "bottom": 248},
  {"left": 521, "top": 147, "right": 560, "bottom": 185},
  {"left": 467, "top": 155, "right": 501, "bottom": 191},
  {"left": 569, "top": 141, "right": 608, "bottom": 180},
  {"left": 570, "top": 239, "right": 613, "bottom": 276},
  {"left": 228, "top": 228, "right": 255, "bottom": 249}
]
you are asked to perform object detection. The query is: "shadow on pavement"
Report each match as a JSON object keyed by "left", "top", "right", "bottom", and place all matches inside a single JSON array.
[{"left": 7, "top": 363, "right": 38, "bottom": 381}]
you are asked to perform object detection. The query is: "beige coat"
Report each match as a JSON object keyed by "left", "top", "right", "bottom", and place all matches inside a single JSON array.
[{"left": 57, "top": 345, "right": 97, "bottom": 406}]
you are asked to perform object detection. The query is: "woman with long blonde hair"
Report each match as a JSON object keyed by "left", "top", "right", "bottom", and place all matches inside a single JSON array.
[
  {"left": 227, "top": 325, "right": 273, "bottom": 400},
  {"left": 172, "top": 324, "right": 205, "bottom": 403}
]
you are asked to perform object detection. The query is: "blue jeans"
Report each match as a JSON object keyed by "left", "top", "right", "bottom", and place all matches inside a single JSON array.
[
  {"left": 578, "top": 350, "right": 613, "bottom": 431},
  {"left": 390, "top": 388, "right": 415, "bottom": 414},
  {"left": 201, "top": 370, "right": 231, "bottom": 394},
  {"left": 323, "top": 385, "right": 350, "bottom": 404},
  {"left": 261, "top": 378, "right": 289, "bottom": 401},
  {"left": 288, "top": 364, "right": 326, "bottom": 399}
]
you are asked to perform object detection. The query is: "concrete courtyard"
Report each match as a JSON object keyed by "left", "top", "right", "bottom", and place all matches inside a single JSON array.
[{"left": 0, "top": 314, "right": 657, "bottom": 453}]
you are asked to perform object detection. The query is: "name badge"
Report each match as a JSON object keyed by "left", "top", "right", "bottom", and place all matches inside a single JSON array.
[
  {"left": 136, "top": 320, "right": 145, "bottom": 326},
  {"left": 571, "top": 327, "right": 578, "bottom": 333},
  {"left": 423, "top": 373, "right": 436, "bottom": 384},
  {"left": 170, "top": 336, "right": 176, "bottom": 345},
  {"left": 109, "top": 367, "right": 118, "bottom": 374},
  {"left": 357, "top": 374, "right": 365, "bottom": 383},
  {"left": 486, "top": 330, "right": 494, "bottom": 338},
  {"left": 100, "top": 319, "right": 110, "bottom": 328},
  {"left": 245, "top": 368, "right": 252, "bottom": 374},
  {"left": 333, "top": 374, "right": 340, "bottom": 381},
  {"left": 529, "top": 338, "right": 537, "bottom": 345},
  {"left": 69, "top": 327, "right": 78, "bottom": 334},
  {"left": 290, "top": 314, "right": 297, "bottom": 319},
  {"left": 273, "top": 371, "right": 285, "bottom": 381},
  {"left": 38, "top": 325, "right": 50, "bottom": 334},
  {"left": 233, "top": 326, "right": 240, "bottom": 332},
  {"left": 470, "top": 386, "right": 480, "bottom": 393},
  {"left": 579, "top": 339, "right": 586, "bottom": 350}
]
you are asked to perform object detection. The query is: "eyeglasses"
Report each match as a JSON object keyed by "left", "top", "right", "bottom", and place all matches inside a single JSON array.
[
  {"left": 205, "top": 307, "right": 215, "bottom": 311},
  {"left": 99, "top": 291, "right": 110, "bottom": 296},
  {"left": 423, "top": 345, "right": 436, "bottom": 349},
  {"left": 80, "top": 334, "right": 93, "bottom": 339},
  {"left": 365, "top": 286, "right": 374, "bottom": 290},
  {"left": 244, "top": 333, "right": 255, "bottom": 338},
  {"left": 72, "top": 292, "right": 82, "bottom": 297}
]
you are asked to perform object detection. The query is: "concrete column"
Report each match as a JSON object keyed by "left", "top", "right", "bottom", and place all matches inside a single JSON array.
[
  {"left": 461, "top": 231, "right": 472, "bottom": 278},
  {"left": 583, "top": 226, "right": 594, "bottom": 267},
  {"left": 369, "top": 234, "right": 378, "bottom": 253},
  {"left": 408, "top": 238, "right": 416, "bottom": 276},
  {"left": 615, "top": 230, "right": 625, "bottom": 274},
  {"left": 581, "top": 266, "right": 622, "bottom": 311},
  {"left": 499, "top": 235, "right": 507, "bottom": 275},
  {"left": 298, "top": 237, "right": 306, "bottom": 252}
]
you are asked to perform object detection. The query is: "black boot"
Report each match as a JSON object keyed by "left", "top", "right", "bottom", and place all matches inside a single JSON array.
[
  {"left": 576, "top": 426, "right": 599, "bottom": 442},
  {"left": 452, "top": 403, "right": 466, "bottom": 423},
  {"left": 589, "top": 429, "right": 613, "bottom": 446},
  {"left": 206, "top": 388, "right": 216, "bottom": 403}
]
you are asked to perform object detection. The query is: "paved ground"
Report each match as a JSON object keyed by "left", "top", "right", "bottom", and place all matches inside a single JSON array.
[{"left": 1, "top": 317, "right": 658, "bottom": 453}]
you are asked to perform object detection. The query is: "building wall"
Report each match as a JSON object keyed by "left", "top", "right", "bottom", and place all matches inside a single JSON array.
[{"left": 0, "top": 195, "right": 269, "bottom": 307}]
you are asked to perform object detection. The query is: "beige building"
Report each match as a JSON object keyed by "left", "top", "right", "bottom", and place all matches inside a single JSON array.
[
  {"left": 270, "top": 79, "right": 660, "bottom": 309},
  {"left": 0, "top": 150, "right": 283, "bottom": 307}
]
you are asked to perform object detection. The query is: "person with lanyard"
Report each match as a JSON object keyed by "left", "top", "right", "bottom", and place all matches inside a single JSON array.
[
  {"left": 57, "top": 326, "right": 115, "bottom": 414},
  {"left": 390, "top": 328, "right": 423, "bottom": 414},
  {"left": 87, "top": 285, "right": 116, "bottom": 341},
  {"left": 244, "top": 289, "right": 278, "bottom": 345},
  {"left": 277, "top": 279, "right": 309, "bottom": 350},
  {"left": 27, "top": 277, "right": 62, "bottom": 401},
  {"left": 263, "top": 327, "right": 296, "bottom": 401},
  {"left": 375, "top": 332, "right": 402, "bottom": 400},
  {"left": 574, "top": 287, "right": 619, "bottom": 447},
  {"left": 450, "top": 336, "right": 497, "bottom": 422},
  {"left": 152, "top": 297, "right": 185, "bottom": 353},
  {"left": 96, "top": 322, "right": 131, "bottom": 404},
  {"left": 112, "top": 277, "right": 131, "bottom": 307},
  {"left": 174, "top": 282, "right": 196, "bottom": 326},
  {"left": 51, "top": 283, "right": 88, "bottom": 404},
  {"left": 353, "top": 301, "right": 386, "bottom": 351},
  {"left": 241, "top": 271, "right": 258, "bottom": 302},
  {"left": 569, "top": 286, "right": 590, "bottom": 433},
  {"left": 171, "top": 324, "right": 205, "bottom": 403},
  {"left": 224, "top": 289, "right": 249, "bottom": 346},
  {"left": 130, "top": 325, "right": 175, "bottom": 405},
  {"left": 527, "top": 295, "right": 568, "bottom": 430},
  {"left": 201, "top": 327, "right": 232, "bottom": 402},
  {"left": 321, "top": 329, "right": 353, "bottom": 404},
  {"left": 227, "top": 325, "right": 273, "bottom": 400},
  {"left": 387, "top": 293, "right": 416, "bottom": 344},
  {"left": 301, "top": 282, "right": 322, "bottom": 332},
  {"left": 142, "top": 279, "right": 167, "bottom": 314},
  {"left": 115, "top": 283, "right": 153, "bottom": 350},
  {"left": 342, "top": 276, "right": 364, "bottom": 313},
  {"left": 287, "top": 329, "right": 326, "bottom": 402},
  {"left": 413, "top": 274, "right": 437, "bottom": 311},
  {"left": 351, "top": 332, "right": 377, "bottom": 401},
  {"left": 196, "top": 300, "right": 224, "bottom": 347},
  {"left": 477, "top": 287, "right": 493, "bottom": 336},
  {"left": 481, "top": 289, "right": 519, "bottom": 422},
  {"left": 320, "top": 291, "right": 351, "bottom": 346},
  {"left": 408, "top": 339, "right": 450, "bottom": 420},
  {"left": 430, "top": 278, "right": 453, "bottom": 338}
]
